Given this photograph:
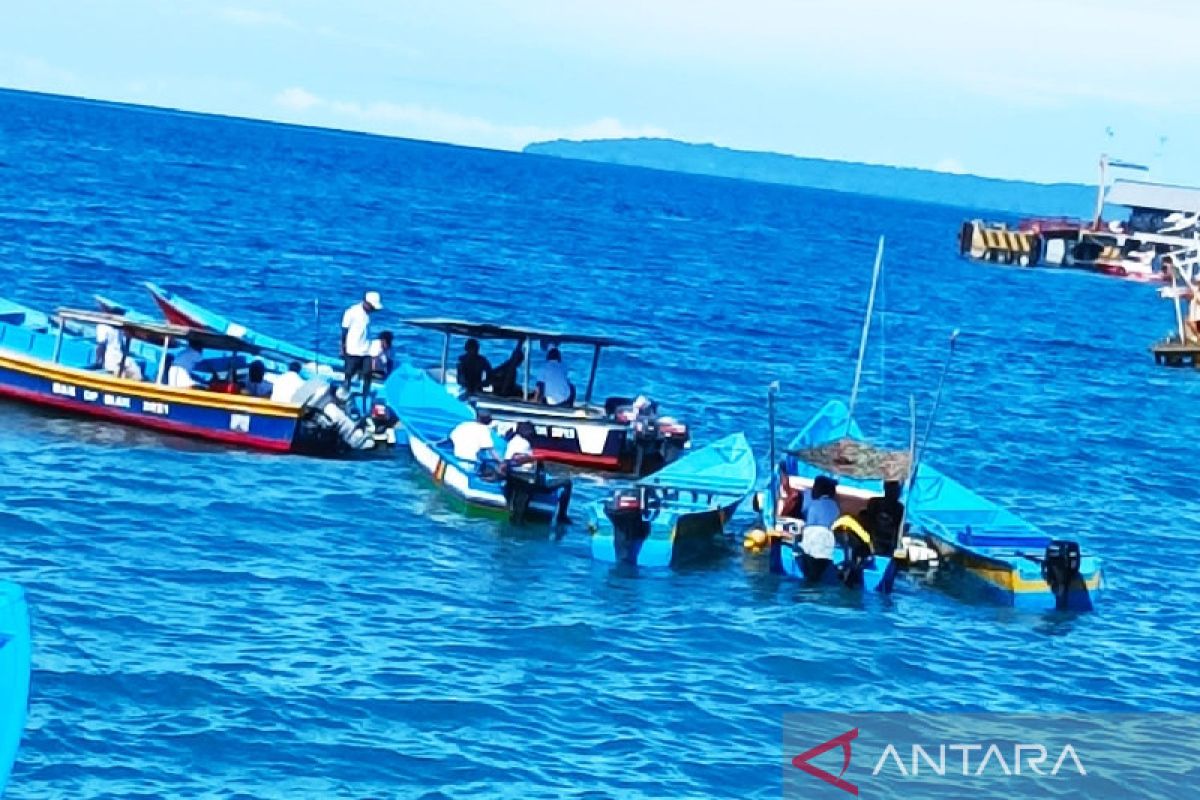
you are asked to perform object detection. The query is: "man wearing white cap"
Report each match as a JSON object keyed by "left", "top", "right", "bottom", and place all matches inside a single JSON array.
[{"left": 341, "top": 290, "right": 383, "bottom": 410}]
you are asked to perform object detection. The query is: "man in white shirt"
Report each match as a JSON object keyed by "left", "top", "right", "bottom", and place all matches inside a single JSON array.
[
  {"left": 535, "top": 347, "right": 574, "bottom": 406},
  {"left": 450, "top": 410, "right": 501, "bottom": 471},
  {"left": 270, "top": 362, "right": 306, "bottom": 403},
  {"left": 503, "top": 421, "right": 536, "bottom": 473},
  {"left": 95, "top": 320, "right": 142, "bottom": 380},
  {"left": 341, "top": 290, "right": 382, "bottom": 410}
]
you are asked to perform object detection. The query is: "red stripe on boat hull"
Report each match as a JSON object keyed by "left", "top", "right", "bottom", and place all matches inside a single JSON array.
[
  {"left": 531, "top": 448, "right": 619, "bottom": 468},
  {"left": 0, "top": 384, "right": 294, "bottom": 452}
]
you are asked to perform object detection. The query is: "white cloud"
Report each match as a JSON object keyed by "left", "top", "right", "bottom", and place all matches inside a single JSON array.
[
  {"left": 274, "top": 86, "right": 320, "bottom": 111},
  {"left": 217, "top": 7, "right": 299, "bottom": 30},
  {"left": 270, "top": 87, "right": 668, "bottom": 150},
  {"left": 932, "top": 157, "right": 967, "bottom": 175}
]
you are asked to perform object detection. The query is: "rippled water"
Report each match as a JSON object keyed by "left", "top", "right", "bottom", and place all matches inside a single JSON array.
[{"left": 1, "top": 89, "right": 1198, "bottom": 799}]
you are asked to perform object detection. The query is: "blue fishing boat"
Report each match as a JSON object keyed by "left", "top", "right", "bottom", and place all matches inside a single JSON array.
[
  {"left": 779, "top": 400, "right": 1102, "bottom": 610},
  {"left": 0, "top": 581, "right": 30, "bottom": 796},
  {"left": 143, "top": 282, "right": 342, "bottom": 375},
  {"left": 763, "top": 398, "right": 901, "bottom": 593},
  {"left": 0, "top": 301, "right": 385, "bottom": 454},
  {"left": 588, "top": 433, "right": 756, "bottom": 567},
  {"left": 384, "top": 364, "right": 572, "bottom": 522}
]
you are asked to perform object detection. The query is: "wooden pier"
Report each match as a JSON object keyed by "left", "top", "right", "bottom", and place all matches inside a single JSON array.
[{"left": 1152, "top": 340, "right": 1200, "bottom": 367}]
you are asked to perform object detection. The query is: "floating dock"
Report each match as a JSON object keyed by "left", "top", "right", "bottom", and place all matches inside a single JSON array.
[{"left": 1151, "top": 340, "right": 1200, "bottom": 367}]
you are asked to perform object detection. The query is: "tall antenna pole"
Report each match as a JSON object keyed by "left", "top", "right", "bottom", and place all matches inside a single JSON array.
[{"left": 848, "top": 235, "right": 885, "bottom": 425}]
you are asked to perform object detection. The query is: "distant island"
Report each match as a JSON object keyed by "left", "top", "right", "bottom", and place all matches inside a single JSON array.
[{"left": 524, "top": 138, "right": 1097, "bottom": 218}]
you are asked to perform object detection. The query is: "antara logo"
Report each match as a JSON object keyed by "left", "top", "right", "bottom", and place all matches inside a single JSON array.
[
  {"left": 790, "top": 728, "right": 1088, "bottom": 796},
  {"left": 792, "top": 728, "right": 859, "bottom": 796}
]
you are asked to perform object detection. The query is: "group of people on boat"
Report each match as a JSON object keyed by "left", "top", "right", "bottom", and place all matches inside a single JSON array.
[
  {"left": 777, "top": 469, "right": 905, "bottom": 580},
  {"left": 456, "top": 338, "right": 576, "bottom": 405}
]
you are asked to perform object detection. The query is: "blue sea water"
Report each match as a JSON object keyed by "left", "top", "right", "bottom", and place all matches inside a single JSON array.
[{"left": 0, "top": 89, "right": 1198, "bottom": 799}]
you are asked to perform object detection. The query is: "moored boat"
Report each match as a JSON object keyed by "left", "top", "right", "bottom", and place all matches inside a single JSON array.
[
  {"left": 587, "top": 432, "right": 756, "bottom": 567},
  {"left": 774, "top": 399, "right": 1102, "bottom": 610},
  {"left": 403, "top": 319, "right": 690, "bottom": 475},
  {"left": 0, "top": 581, "right": 30, "bottom": 796},
  {"left": 0, "top": 301, "right": 387, "bottom": 454},
  {"left": 757, "top": 399, "right": 901, "bottom": 593},
  {"left": 142, "top": 282, "right": 342, "bottom": 375},
  {"left": 384, "top": 364, "right": 572, "bottom": 522}
]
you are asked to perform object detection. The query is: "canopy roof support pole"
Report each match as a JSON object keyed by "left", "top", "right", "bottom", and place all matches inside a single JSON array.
[
  {"left": 155, "top": 336, "right": 171, "bottom": 384},
  {"left": 51, "top": 317, "right": 65, "bottom": 364},
  {"left": 1170, "top": 264, "right": 1187, "bottom": 343},
  {"left": 522, "top": 338, "right": 532, "bottom": 399},
  {"left": 584, "top": 344, "right": 601, "bottom": 405},
  {"left": 439, "top": 332, "right": 450, "bottom": 385}
]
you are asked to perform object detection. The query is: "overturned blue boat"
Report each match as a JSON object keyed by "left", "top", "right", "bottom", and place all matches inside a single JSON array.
[
  {"left": 385, "top": 364, "right": 571, "bottom": 523},
  {"left": 0, "top": 581, "right": 30, "bottom": 796},
  {"left": 588, "top": 433, "right": 756, "bottom": 567}
]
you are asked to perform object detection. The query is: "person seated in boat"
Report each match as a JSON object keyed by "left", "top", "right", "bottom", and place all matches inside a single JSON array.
[
  {"left": 166, "top": 354, "right": 198, "bottom": 389},
  {"left": 244, "top": 360, "right": 272, "bottom": 398},
  {"left": 369, "top": 331, "right": 396, "bottom": 380},
  {"left": 861, "top": 479, "right": 905, "bottom": 556},
  {"left": 270, "top": 362, "right": 306, "bottom": 403},
  {"left": 503, "top": 421, "right": 537, "bottom": 473},
  {"left": 489, "top": 340, "right": 526, "bottom": 398},
  {"left": 95, "top": 317, "right": 143, "bottom": 380},
  {"left": 173, "top": 339, "right": 205, "bottom": 375},
  {"left": 456, "top": 338, "right": 492, "bottom": 395},
  {"left": 450, "top": 409, "right": 502, "bottom": 476},
  {"left": 534, "top": 347, "right": 575, "bottom": 406}
]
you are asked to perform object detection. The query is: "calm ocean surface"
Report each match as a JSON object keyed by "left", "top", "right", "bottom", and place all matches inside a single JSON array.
[{"left": 0, "top": 89, "right": 1198, "bottom": 799}]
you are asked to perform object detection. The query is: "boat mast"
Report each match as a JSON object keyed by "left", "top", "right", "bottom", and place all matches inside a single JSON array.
[
  {"left": 1093, "top": 153, "right": 1107, "bottom": 229},
  {"left": 848, "top": 235, "right": 885, "bottom": 426},
  {"left": 767, "top": 380, "right": 779, "bottom": 528}
]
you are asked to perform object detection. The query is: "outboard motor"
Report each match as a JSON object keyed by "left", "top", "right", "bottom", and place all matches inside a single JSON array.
[
  {"left": 604, "top": 487, "right": 655, "bottom": 565},
  {"left": 292, "top": 378, "right": 377, "bottom": 452},
  {"left": 624, "top": 398, "right": 691, "bottom": 476},
  {"left": 1041, "top": 540, "right": 1083, "bottom": 610}
]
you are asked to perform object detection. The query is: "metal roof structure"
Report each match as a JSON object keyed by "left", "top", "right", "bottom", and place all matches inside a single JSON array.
[
  {"left": 54, "top": 308, "right": 264, "bottom": 353},
  {"left": 1106, "top": 180, "right": 1200, "bottom": 213},
  {"left": 403, "top": 318, "right": 625, "bottom": 348}
]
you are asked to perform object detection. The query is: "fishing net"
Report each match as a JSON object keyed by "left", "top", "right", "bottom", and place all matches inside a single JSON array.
[{"left": 790, "top": 437, "right": 911, "bottom": 480}]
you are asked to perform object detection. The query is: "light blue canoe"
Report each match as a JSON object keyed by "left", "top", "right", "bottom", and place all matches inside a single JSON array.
[
  {"left": 588, "top": 432, "right": 756, "bottom": 567},
  {"left": 780, "top": 400, "right": 1101, "bottom": 610},
  {"left": 142, "top": 282, "right": 342, "bottom": 376},
  {"left": 0, "top": 582, "right": 31, "bottom": 796},
  {"left": 384, "top": 364, "right": 570, "bottom": 522}
]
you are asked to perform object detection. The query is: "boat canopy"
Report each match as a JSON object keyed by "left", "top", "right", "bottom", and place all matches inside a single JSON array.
[
  {"left": 1106, "top": 180, "right": 1200, "bottom": 214},
  {"left": 403, "top": 318, "right": 626, "bottom": 349},
  {"left": 789, "top": 437, "right": 911, "bottom": 481},
  {"left": 53, "top": 308, "right": 265, "bottom": 354}
]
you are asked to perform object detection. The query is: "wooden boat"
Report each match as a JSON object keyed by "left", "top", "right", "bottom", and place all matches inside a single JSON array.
[
  {"left": 384, "top": 364, "right": 571, "bottom": 522},
  {"left": 762, "top": 400, "right": 901, "bottom": 593},
  {"left": 142, "top": 282, "right": 342, "bottom": 376},
  {"left": 0, "top": 301, "right": 387, "bottom": 454},
  {"left": 780, "top": 400, "right": 1101, "bottom": 610},
  {"left": 0, "top": 581, "right": 30, "bottom": 796},
  {"left": 403, "top": 318, "right": 690, "bottom": 475},
  {"left": 587, "top": 433, "right": 755, "bottom": 567}
]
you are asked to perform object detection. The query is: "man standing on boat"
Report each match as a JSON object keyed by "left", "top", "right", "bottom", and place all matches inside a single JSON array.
[{"left": 341, "top": 291, "right": 383, "bottom": 411}]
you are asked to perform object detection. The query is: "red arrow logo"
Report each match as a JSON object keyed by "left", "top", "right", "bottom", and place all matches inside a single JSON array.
[{"left": 791, "top": 727, "right": 859, "bottom": 796}]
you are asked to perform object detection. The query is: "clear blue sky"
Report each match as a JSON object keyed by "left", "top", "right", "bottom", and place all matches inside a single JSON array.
[{"left": 3, "top": 0, "right": 1197, "bottom": 185}]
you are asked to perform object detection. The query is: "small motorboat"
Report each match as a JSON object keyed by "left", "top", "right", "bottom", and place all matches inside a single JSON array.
[
  {"left": 755, "top": 399, "right": 902, "bottom": 593},
  {"left": 384, "top": 364, "right": 571, "bottom": 523},
  {"left": 402, "top": 318, "right": 690, "bottom": 476},
  {"left": 766, "top": 399, "right": 1101, "bottom": 610},
  {"left": 0, "top": 581, "right": 30, "bottom": 796},
  {"left": 0, "top": 300, "right": 391, "bottom": 455},
  {"left": 588, "top": 432, "right": 756, "bottom": 567},
  {"left": 142, "top": 282, "right": 342, "bottom": 376}
]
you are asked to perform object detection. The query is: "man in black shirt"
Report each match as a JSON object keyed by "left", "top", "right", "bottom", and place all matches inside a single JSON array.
[
  {"left": 863, "top": 479, "right": 905, "bottom": 555},
  {"left": 456, "top": 338, "right": 492, "bottom": 395}
]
